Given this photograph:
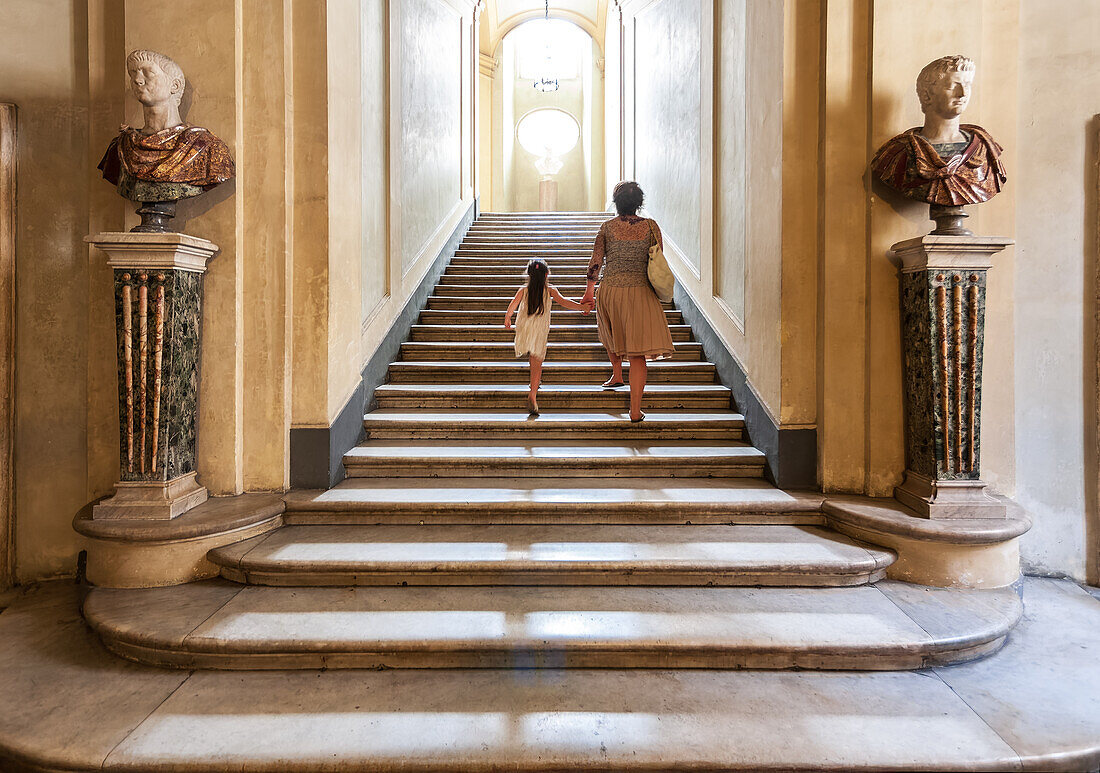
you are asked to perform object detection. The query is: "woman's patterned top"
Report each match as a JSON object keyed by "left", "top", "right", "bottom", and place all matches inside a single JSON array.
[{"left": 587, "top": 215, "right": 664, "bottom": 287}]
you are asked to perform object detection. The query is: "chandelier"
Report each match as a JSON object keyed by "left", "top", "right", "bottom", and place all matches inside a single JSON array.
[{"left": 532, "top": 1, "right": 560, "bottom": 92}]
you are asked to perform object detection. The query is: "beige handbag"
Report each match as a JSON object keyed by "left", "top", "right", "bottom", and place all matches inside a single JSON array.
[{"left": 646, "top": 219, "right": 675, "bottom": 302}]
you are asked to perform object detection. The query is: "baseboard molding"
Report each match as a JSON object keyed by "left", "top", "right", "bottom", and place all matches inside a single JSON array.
[
  {"left": 290, "top": 199, "right": 478, "bottom": 488},
  {"left": 673, "top": 285, "right": 817, "bottom": 490}
]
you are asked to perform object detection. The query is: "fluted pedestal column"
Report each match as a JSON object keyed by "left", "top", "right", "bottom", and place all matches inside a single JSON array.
[
  {"left": 892, "top": 234, "right": 1012, "bottom": 519},
  {"left": 86, "top": 232, "right": 218, "bottom": 519}
]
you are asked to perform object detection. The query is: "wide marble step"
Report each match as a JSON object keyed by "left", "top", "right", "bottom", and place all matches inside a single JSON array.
[
  {"left": 208, "top": 524, "right": 895, "bottom": 587},
  {"left": 83, "top": 580, "right": 1021, "bottom": 670},
  {"left": 417, "top": 309, "right": 684, "bottom": 325},
  {"left": 407, "top": 323, "right": 694, "bottom": 342},
  {"left": 398, "top": 341, "right": 702, "bottom": 360},
  {"left": 373, "top": 383, "right": 731, "bottom": 409},
  {"left": 282, "top": 477, "right": 823, "bottom": 525},
  {"left": 386, "top": 361, "right": 716, "bottom": 384},
  {"left": 454, "top": 248, "right": 592, "bottom": 258},
  {"left": 447, "top": 261, "right": 592, "bottom": 272},
  {"left": 439, "top": 273, "right": 591, "bottom": 284},
  {"left": 361, "top": 410, "right": 745, "bottom": 440},
  {"left": 342, "top": 439, "right": 765, "bottom": 478},
  {"left": 432, "top": 284, "right": 592, "bottom": 296},
  {"left": 426, "top": 296, "right": 674, "bottom": 311}
]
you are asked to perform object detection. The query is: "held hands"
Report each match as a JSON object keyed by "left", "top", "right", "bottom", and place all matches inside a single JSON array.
[
  {"left": 578, "top": 294, "right": 595, "bottom": 315},
  {"left": 504, "top": 312, "right": 513, "bottom": 330}
]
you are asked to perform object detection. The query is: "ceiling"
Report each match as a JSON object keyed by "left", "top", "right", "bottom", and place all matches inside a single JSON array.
[{"left": 480, "top": 0, "right": 610, "bottom": 56}]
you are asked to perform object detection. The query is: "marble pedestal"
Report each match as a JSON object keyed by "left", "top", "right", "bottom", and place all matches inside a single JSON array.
[
  {"left": 85, "top": 232, "right": 218, "bottom": 520},
  {"left": 892, "top": 234, "right": 1012, "bottom": 519},
  {"left": 539, "top": 179, "right": 558, "bottom": 211}
]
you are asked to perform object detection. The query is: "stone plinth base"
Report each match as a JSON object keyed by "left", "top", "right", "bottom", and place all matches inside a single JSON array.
[
  {"left": 895, "top": 471, "right": 1007, "bottom": 519},
  {"left": 539, "top": 179, "right": 557, "bottom": 211},
  {"left": 93, "top": 472, "right": 208, "bottom": 520}
]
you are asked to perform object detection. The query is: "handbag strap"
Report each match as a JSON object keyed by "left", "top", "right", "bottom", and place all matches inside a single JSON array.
[{"left": 646, "top": 219, "right": 660, "bottom": 250}]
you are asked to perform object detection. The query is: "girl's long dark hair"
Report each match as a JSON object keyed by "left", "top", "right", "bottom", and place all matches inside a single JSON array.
[{"left": 525, "top": 259, "right": 548, "bottom": 316}]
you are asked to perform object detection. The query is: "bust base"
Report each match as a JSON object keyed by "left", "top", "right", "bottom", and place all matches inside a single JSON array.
[
  {"left": 895, "top": 471, "right": 1006, "bottom": 520},
  {"left": 93, "top": 472, "right": 208, "bottom": 521}
]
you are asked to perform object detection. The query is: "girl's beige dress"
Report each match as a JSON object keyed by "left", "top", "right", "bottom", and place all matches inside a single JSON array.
[
  {"left": 513, "top": 285, "right": 552, "bottom": 360},
  {"left": 591, "top": 216, "right": 675, "bottom": 359}
]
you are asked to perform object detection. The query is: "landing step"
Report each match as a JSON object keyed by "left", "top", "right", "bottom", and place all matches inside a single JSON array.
[
  {"left": 361, "top": 410, "right": 745, "bottom": 440},
  {"left": 283, "top": 477, "right": 823, "bottom": 525},
  {"left": 84, "top": 580, "right": 1021, "bottom": 670},
  {"left": 418, "top": 309, "right": 684, "bottom": 324},
  {"left": 342, "top": 439, "right": 765, "bottom": 478},
  {"left": 208, "top": 524, "right": 894, "bottom": 587},
  {"left": 427, "top": 296, "right": 675, "bottom": 310},
  {"left": 386, "top": 361, "right": 716, "bottom": 384},
  {"left": 398, "top": 341, "right": 702, "bottom": 361},
  {"left": 407, "top": 323, "right": 694, "bottom": 342},
  {"left": 373, "top": 383, "right": 731, "bottom": 409}
]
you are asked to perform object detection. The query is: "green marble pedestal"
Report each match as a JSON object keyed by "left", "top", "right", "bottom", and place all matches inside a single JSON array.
[
  {"left": 892, "top": 234, "right": 1012, "bottom": 519},
  {"left": 85, "top": 232, "right": 218, "bottom": 520}
]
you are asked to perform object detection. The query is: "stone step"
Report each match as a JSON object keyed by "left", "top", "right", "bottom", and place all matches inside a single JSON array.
[
  {"left": 427, "top": 296, "right": 674, "bottom": 311},
  {"left": 464, "top": 230, "right": 600, "bottom": 239},
  {"left": 432, "top": 284, "right": 592, "bottom": 297},
  {"left": 373, "top": 384, "right": 731, "bottom": 409},
  {"left": 398, "top": 341, "right": 703, "bottom": 361},
  {"left": 83, "top": 579, "right": 1021, "bottom": 670},
  {"left": 407, "top": 324, "right": 694, "bottom": 342},
  {"left": 439, "top": 273, "right": 590, "bottom": 285},
  {"left": 385, "top": 361, "right": 716, "bottom": 384},
  {"left": 342, "top": 439, "right": 764, "bottom": 478},
  {"left": 417, "top": 308, "right": 685, "bottom": 325},
  {"left": 284, "top": 477, "right": 823, "bottom": 525},
  {"left": 447, "top": 261, "right": 591, "bottom": 271},
  {"left": 360, "top": 410, "right": 745, "bottom": 440},
  {"left": 454, "top": 249, "right": 592, "bottom": 258},
  {"left": 208, "top": 524, "right": 894, "bottom": 587},
  {"left": 461, "top": 238, "right": 595, "bottom": 247}
]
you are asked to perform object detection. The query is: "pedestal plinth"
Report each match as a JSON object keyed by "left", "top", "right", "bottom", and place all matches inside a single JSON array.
[
  {"left": 85, "top": 232, "right": 218, "bottom": 519},
  {"left": 539, "top": 179, "right": 558, "bottom": 211},
  {"left": 892, "top": 234, "right": 1012, "bottom": 519}
]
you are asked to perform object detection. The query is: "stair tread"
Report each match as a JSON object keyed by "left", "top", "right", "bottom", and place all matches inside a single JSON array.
[
  {"left": 362, "top": 409, "right": 745, "bottom": 424},
  {"left": 208, "top": 524, "right": 894, "bottom": 583},
  {"left": 345, "top": 440, "right": 761, "bottom": 459},
  {"left": 375, "top": 383, "right": 729, "bottom": 392},
  {"left": 83, "top": 579, "right": 1020, "bottom": 669},
  {"left": 287, "top": 477, "right": 821, "bottom": 510}
]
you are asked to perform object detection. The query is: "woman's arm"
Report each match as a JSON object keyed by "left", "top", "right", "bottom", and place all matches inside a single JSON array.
[
  {"left": 549, "top": 285, "right": 592, "bottom": 312},
  {"left": 581, "top": 225, "right": 606, "bottom": 309},
  {"left": 504, "top": 287, "right": 523, "bottom": 329}
]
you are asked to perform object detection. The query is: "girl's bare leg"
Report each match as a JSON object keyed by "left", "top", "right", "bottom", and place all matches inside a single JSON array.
[
  {"left": 603, "top": 346, "right": 624, "bottom": 387},
  {"left": 529, "top": 356, "right": 543, "bottom": 413},
  {"left": 628, "top": 356, "right": 647, "bottom": 420}
]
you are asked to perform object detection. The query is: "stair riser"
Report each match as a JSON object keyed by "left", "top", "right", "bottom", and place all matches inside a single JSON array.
[
  {"left": 101, "top": 637, "right": 1005, "bottom": 671},
  {"left": 284, "top": 508, "right": 824, "bottom": 527},
  {"left": 385, "top": 369, "right": 716, "bottom": 384},
  {"left": 427, "top": 299, "right": 674, "bottom": 310},
  {"left": 374, "top": 394, "right": 731, "bottom": 409},
  {"left": 432, "top": 286, "right": 591, "bottom": 296},
  {"left": 439, "top": 274, "right": 590, "bottom": 284},
  {"left": 362, "top": 428, "right": 743, "bottom": 440},
  {"left": 454, "top": 251, "right": 592, "bottom": 258},
  {"left": 343, "top": 463, "right": 764, "bottom": 479},
  {"left": 417, "top": 311, "right": 684, "bottom": 324},
  {"left": 219, "top": 567, "right": 886, "bottom": 588},
  {"left": 397, "top": 347, "right": 704, "bottom": 361},
  {"left": 408, "top": 327, "right": 693, "bottom": 343}
]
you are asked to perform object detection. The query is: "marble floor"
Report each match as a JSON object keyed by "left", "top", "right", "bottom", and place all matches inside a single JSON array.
[{"left": 0, "top": 577, "right": 1097, "bottom": 772}]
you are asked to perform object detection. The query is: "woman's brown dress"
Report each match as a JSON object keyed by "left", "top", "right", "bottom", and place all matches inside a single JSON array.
[{"left": 590, "top": 215, "right": 675, "bottom": 360}]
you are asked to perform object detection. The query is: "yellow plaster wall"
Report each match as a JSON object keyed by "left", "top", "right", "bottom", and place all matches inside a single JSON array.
[{"left": 3, "top": 0, "right": 95, "bottom": 580}]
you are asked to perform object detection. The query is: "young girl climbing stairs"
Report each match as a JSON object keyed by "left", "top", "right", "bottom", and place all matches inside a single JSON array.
[{"left": 504, "top": 259, "right": 593, "bottom": 415}]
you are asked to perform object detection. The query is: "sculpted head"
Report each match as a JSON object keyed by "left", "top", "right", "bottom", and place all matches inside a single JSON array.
[
  {"left": 125, "top": 49, "right": 185, "bottom": 108},
  {"left": 916, "top": 55, "right": 974, "bottom": 119}
]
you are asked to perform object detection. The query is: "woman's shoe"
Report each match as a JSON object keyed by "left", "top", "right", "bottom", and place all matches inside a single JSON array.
[
  {"left": 629, "top": 412, "right": 646, "bottom": 423},
  {"left": 602, "top": 377, "right": 625, "bottom": 389},
  {"left": 528, "top": 397, "right": 540, "bottom": 416}
]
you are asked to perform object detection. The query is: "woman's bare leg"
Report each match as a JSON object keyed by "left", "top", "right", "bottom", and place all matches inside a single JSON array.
[
  {"left": 628, "top": 356, "right": 647, "bottom": 420},
  {"left": 603, "top": 346, "right": 624, "bottom": 387}
]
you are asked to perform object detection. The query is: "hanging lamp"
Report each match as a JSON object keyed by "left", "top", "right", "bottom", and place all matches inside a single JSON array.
[{"left": 532, "top": 0, "right": 560, "bottom": 92}]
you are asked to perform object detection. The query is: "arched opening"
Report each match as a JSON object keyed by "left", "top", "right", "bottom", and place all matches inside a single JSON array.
[{"left": 479, "top": 16, "right": 605, "bottom": 212}]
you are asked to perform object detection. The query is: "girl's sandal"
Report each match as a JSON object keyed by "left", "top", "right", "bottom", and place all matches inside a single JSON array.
[
  {"left": 629, "top": 412, "right": 646, "bottom": 423},
  {"left": 528, "top": 397, "right": 540, "bottom": 416},
  {"left": 602, "top": 377, "right": 625, "bottom": 389}
]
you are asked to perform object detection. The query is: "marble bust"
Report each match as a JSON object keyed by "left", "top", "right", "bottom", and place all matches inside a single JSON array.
[
  {"left": 871, "top": 55, "right": 1006, "bottom": 210},
  {"left": 97, "top": 50, "right": 234, "bottom": 231}
]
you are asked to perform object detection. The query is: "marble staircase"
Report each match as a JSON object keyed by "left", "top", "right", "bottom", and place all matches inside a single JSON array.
[{"left": 85, "top": 212, "right": 1024, "bottom": 676}]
